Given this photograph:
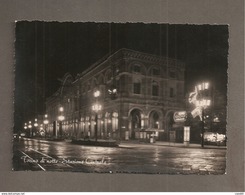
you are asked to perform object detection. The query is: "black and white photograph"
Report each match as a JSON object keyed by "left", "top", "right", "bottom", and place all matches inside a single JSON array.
[{"left": 13, "top": 22, "right": 228, "bottom": 174}]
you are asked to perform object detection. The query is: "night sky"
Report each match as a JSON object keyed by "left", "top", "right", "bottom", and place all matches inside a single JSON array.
[{"left": 14, "top": 21, "right": 229, "bottom": 132}]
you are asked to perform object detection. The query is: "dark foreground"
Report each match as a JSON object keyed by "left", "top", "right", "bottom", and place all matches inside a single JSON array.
[{"left": 13, "top": 138, "right": 226, "bottom": 174}]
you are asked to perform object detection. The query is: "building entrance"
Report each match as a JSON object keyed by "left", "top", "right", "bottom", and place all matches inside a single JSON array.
[{"left": 129, "top": 109, "right": 142, "bottom": 139}]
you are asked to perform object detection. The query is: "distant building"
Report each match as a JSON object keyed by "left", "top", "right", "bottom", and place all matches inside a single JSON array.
[{"left": 45, "top": 48, "right": 185, "bottom": 141}]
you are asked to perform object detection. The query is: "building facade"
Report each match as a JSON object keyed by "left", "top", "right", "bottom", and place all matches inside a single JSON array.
[{"left": 45, "top": 49, "right": 185, "bottom": 141}]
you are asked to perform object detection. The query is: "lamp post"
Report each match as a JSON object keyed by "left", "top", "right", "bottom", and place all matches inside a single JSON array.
[
  {"left": 196, "top": 82, "right": 211, "bottom": 148},
  {"left": 33, "top": 118, "right": 38, "bottom": 137},
  {"left": 92, "top": 90, "right": 102, "bottom": 142},
  {"left": 58, "top": 107, "right": 65, "bottom": 139},
  {"left": 24, "top": 123, "right": 27, "bottom": 137},
  {"left": 196, "top": 99, "right": 211, "bottom": 147},
  {"left": 43, "top": 114, "right": 49, "bottom": 139},
  {"left": 28, "top": 121, "right": 32, "bottom": 137}
]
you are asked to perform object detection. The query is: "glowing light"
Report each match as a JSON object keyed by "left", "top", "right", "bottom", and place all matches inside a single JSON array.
[
  {"left": 206, "top": 99, "right": 211, "bottom": 106},
  {"left": 59, "top": 107, "right": 64, "bottom": 112},
  {"left": 196, "top": 99, "right": 211, "bottom": 107},
  {"left": 58, "top": 115, "right": 65, "bottom": 121},
  {"left": 94, "top": 90, "right": 100, "bottom": 97},
  {"left": 44, "top": 114, "right": 48, "bottom": 118},
  {"left": 43, "top": 119, "right": 49, "bottom": 125},
  {"left": 34, "top": 119, "right": 38, "bottom": 127},
  {"left": 197, "top": 82, "right": 209, "bottom": 91},
  {"left": 204, "top": 82, "right": 209, "bottom": 89},
  {"left": 198, "top": 84, "right": 202, "bottom": 90},
  {"left": 92, "top": 104, "right": 102, "bottom": 112}
]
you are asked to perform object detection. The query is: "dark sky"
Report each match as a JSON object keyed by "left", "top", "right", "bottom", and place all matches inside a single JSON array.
[{"left": 14, "top": 21, "right": 229, "bottom": 132}]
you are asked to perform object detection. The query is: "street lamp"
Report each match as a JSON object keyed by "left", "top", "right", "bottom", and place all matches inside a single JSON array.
[
  {"left": 43, "top": 114, "right": 49, "bottom": 139},
  {"left": 92, "top": 90, "right": 102, "bottom": 141},
  {"left": 24, "top": 123, "right": 27, "bottom": 137},
  {"left": 195, "top": 82, "right": 211, "bottom": 148},
  {"left": 34, "top": 118, "right": 38, "bottom": 127},
  {"left": 58, "top": 107, "right": 65, "bottom": 138},
  {"left": 33, "top": 118, "right": 38, "bottom": 137},
  {"left": 28, "top": 121, "right": 32, "bottom": 137},
  {"left": 39, "top": 124, "right": 44, "bottom": 137}
]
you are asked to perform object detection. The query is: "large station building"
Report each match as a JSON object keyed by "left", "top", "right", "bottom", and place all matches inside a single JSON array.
[{"left": 45, "top": 48, "right": 185, "bottom": 141}]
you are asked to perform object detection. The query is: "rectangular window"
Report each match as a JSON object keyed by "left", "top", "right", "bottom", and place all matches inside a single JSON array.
[
  {"left": 133, "top": 83, "right": 141, "bottom": 94},
  {"left": 152, "top": 85, "right": 159, "bottom": 96},
  {"left": 170, "top": 88, "right": 174, "bottom": 98}
]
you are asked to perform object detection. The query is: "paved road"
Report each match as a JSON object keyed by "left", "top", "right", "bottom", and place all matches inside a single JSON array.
[{"left": 13, "top": 138, "right": 226, "bottom": 174}]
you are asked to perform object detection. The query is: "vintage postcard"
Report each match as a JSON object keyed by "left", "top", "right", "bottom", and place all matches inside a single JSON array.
[{"left": 13, "top": 22, "right": 228, "bottom": 174}]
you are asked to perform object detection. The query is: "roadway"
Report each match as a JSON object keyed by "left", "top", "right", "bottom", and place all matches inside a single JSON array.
[{"left": 13, "top": 138, "right": 226, "bottom": 174}]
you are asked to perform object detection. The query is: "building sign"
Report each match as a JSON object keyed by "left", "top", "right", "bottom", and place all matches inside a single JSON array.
[
  {"left": 191, "top": 107, "right": 202, "bottom": 120},
  {"left": 173, "top": 111, "right": 187, "bottom": 123}
]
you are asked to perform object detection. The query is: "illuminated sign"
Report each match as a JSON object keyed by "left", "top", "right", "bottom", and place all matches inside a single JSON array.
[
  {"left": 184, "top": 126, "right": 190, "bottom": 142},
  {"left": 173, "top": 111, "right": 187, "bottom": 122}
]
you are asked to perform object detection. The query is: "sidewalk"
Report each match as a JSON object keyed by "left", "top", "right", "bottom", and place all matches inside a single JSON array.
[{"left": 119, "top": 140, "right": 227, "bottom": 149}]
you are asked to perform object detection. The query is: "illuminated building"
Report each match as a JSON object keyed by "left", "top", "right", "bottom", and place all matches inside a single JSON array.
[{"left": 45, "top": 49, "right": 185, "bottom": 141}]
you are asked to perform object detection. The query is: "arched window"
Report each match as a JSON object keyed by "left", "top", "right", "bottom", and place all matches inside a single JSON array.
[
  {"left": 132, "top": 64, "right": 141, "bottom": 74},
  {"left": 152, "top": 67, "right": 160, "bottom": 76},
  {"left": 149, "top": 111, "right": 160, "bottom": 129}
]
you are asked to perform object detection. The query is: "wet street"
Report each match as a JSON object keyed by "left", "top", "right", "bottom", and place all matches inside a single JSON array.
[{"left": 13, "top": 138, "right": 226, "bottom": 174}]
